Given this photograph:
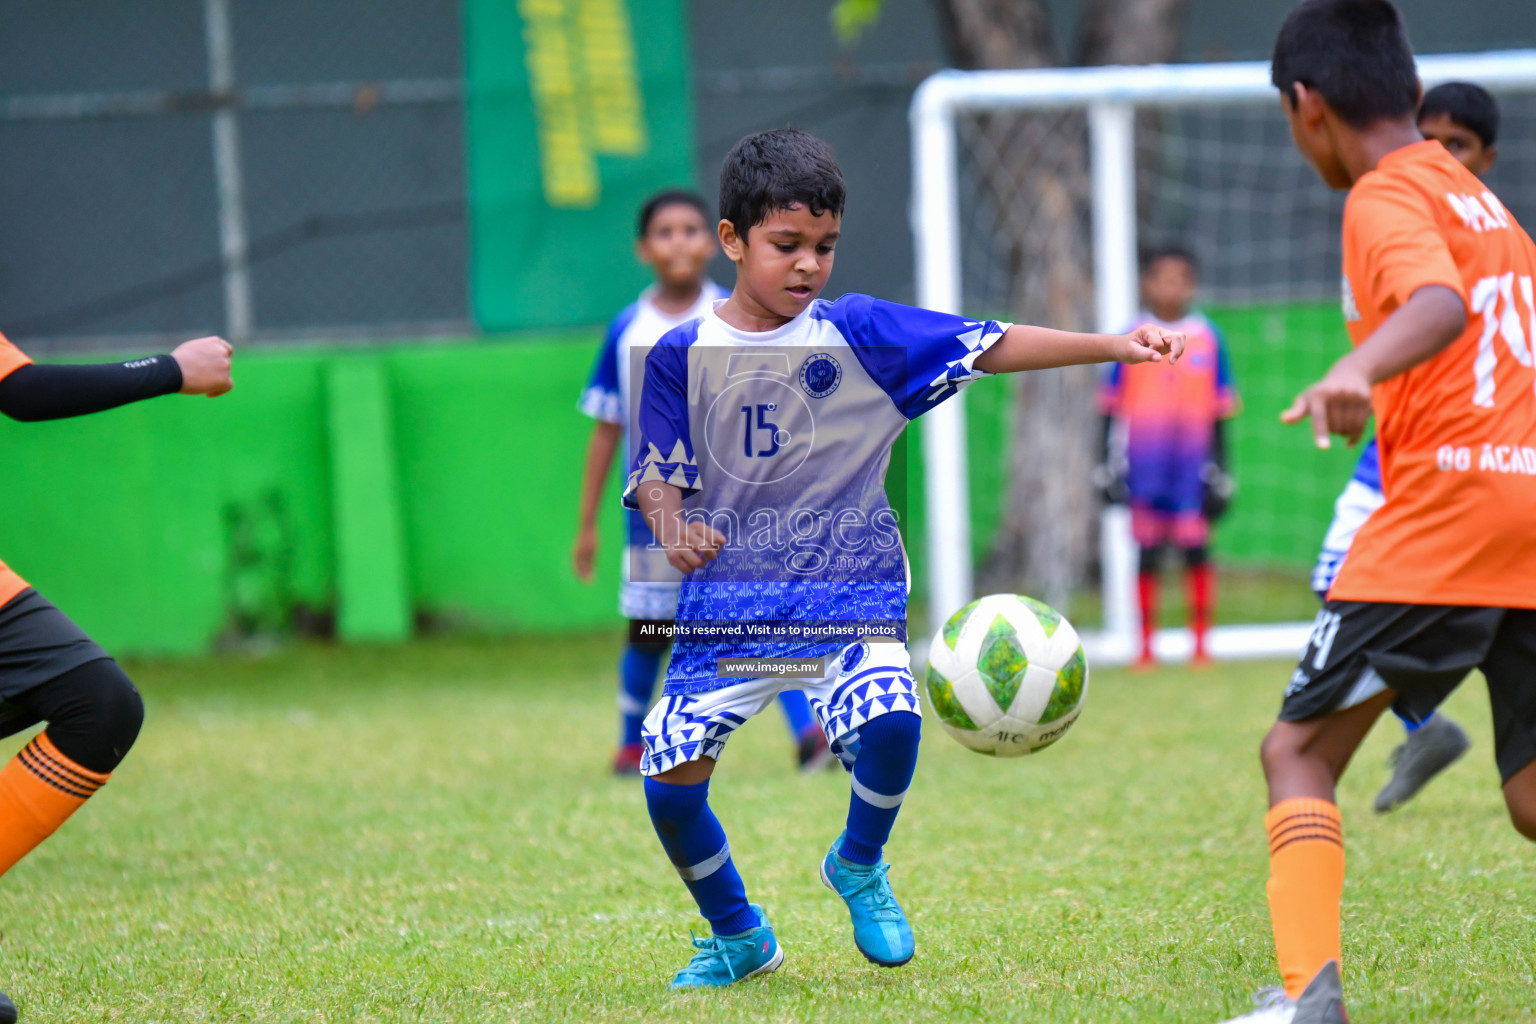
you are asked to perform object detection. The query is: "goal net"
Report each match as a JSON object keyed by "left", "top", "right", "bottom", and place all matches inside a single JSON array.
[{"left": 910, "top": 51, "right": 1536, "bottom": 664}]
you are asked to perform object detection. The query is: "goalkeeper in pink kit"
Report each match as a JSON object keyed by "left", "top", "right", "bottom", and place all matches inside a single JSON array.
[{"left": 1098, "top": 246, "right": 1238, "bottom": 667}]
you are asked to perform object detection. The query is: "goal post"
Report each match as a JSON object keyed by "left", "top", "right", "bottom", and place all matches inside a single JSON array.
[{"left": 911, "top": 49, "right": 1536, "bottom": 665}]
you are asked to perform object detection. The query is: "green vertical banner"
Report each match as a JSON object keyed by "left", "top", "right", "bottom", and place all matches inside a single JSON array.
[{"left": 466, "top": 0, "right": 697, "bottom": 330}]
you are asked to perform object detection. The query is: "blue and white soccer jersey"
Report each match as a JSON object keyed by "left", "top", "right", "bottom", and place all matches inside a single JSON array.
[
  {"left": 623, "top": 293, "right": 1010, "bottom": 775},
  {"left": 1312, "top": 439, "right": 1384, "bottom": 598},
  {"left": 580, "top": 282, "right": 727, "bottom": 620}
]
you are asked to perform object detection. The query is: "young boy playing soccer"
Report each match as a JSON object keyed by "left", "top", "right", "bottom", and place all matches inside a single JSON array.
[
  {"left": 1097, "top": 246, "right": 1238, "bottom": 668},
  {"left": 0, "top": 331, "right": 233, "bottom": 1022},
  {"left": 1221, "top": 4, "right": 1536, "bottom": 1021},
  {"left": 1310, "top": 81, "right": 1501, "bottom": 814},
  {"left": 573, "top": 189, "right": 829, "bottom": 775},
  {"left": 625, "top": 128, "right": 1182, "bottom": 988}
]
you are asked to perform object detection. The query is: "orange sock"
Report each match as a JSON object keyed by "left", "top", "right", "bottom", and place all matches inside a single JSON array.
[
  {"left": 0, "top": 732, "right": 110, "bottom": 879},
  {"left": 1266, "top": 797, "right": 1344, "bottom": 999}
]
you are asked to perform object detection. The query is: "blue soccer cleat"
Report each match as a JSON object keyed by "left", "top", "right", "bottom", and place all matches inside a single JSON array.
[
  {"left": 819, "top": 832, "right": 914, "bottom": 966},
  {"left": 668, "top": 903, "right": 784, "bottom": 989}
]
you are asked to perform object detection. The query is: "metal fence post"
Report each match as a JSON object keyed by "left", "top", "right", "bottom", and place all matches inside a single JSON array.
[{"left": 204, "top": 0, "right": 253, "bottom": 342}]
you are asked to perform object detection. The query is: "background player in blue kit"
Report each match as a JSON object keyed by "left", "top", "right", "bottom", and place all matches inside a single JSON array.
[
  {"left": 1311, "top": 82, "right": 1500, "bottom": 812},
  {"left": 573, "top": 190, "right": 829, "bottom": 776},
  {"left": 625, "top": 129, "right": 1183, "bottom": 988}
]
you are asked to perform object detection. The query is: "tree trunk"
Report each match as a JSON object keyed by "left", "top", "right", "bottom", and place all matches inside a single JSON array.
[
  {"left": 934, "top": 0, "right": 1057, "bottom": 69},
  {"left": 1081, "top": 0, "right": 1189, "bottom": 66},
  {"left": 936, "top": 0, "right": 1187, "bottom": 609}
]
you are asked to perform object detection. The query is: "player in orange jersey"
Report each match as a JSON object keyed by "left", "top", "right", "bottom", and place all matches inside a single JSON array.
[
  {"left": 1218, "top": 3, "right": 1536, "bottom": 1022},
  {"left": 0, "top": 331, "right": 232, "bottom": 1023},
  {"left": 1312, "top": 82, "right": 1504, "bottom": 815}
]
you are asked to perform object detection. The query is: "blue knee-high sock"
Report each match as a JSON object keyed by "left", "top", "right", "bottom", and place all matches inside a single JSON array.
[
  {"left": 644, "top": 777, "right": 758, "bottom": 936},
  {"left": 777, "top": 689, "right": 816, "bottom": 738},
  {"left": 840, "top": 711, "right": 921, "bottom": 865},
  {"left": 619, "top": 642, "right": 665, "bottom": 746},
  {"left": 1396, "top": 707, "right": 1434, "bottom": 734}
]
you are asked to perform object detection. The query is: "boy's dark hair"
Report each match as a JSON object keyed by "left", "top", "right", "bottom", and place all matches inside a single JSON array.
[
  {"left": 1141, "top": 244, "right": 1198, "bottom": 275},
  {"left": 718, "top": 129, "right": 846, "bottom": 240},
  {"left": 637, "top": 189, "right": 710, "bottom": 237},
  {"left": 1420, "top": 81, "right": 1500, "bottom": 147},
  {"left": 1271, "top": 0, "right": 1419, "bottom": 129}
]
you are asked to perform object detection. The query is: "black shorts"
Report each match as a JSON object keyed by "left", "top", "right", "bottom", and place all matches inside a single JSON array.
[
  {"left": 1282, "top": 601, "right": 1536, "bottom": 782},
  {"left": 0, "top": 588, "right": 111, "bottom": 734}
]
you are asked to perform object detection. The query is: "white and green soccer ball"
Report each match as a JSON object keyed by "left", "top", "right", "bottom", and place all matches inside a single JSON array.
[{"left": 925, "top": 593, "right": 1088, "bottom": 757}]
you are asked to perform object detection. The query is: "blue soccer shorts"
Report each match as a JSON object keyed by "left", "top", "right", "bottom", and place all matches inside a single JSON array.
[{"left": 640, "top": 640, "right": 920, "bottom": 776}]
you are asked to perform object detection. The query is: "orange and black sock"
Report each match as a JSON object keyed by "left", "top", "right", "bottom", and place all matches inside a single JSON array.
[
  {"left": 1266, "top": 797, "right": 1344, "bottom": 999},
  {"left": 0, "top": 731, "right": 110, "bottom": 879}
]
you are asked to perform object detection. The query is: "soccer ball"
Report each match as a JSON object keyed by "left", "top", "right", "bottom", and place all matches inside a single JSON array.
[{"left": 924, "top": 593, "right": 1088, "bottom": 757}]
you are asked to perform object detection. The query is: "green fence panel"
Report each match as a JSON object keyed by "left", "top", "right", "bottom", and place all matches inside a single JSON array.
[
  {"left": 326, "top": 358, "right": 413, "bottom": 642},
  {"left": 1207, "top": 300, "right": 1361, "bottom": 566},
  {"left": 0, "top": 354, "right": 334, "bottom": 654},
  {"left": 387, "top": 336, "right": 625, "bottom": 632}
]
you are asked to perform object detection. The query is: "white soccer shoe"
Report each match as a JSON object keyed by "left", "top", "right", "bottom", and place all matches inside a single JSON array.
[
  {"left": 1217, "top": 962, "right": 1347, "bottom": 1024},
  {"left": 1219, "top": 988, "right": 1295, "bottom": 1024}
]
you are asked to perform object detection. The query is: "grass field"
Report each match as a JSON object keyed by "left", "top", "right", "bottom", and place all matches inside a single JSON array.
[{"left": 0, "top": 635, "right": 1531, "bottom": 1023}]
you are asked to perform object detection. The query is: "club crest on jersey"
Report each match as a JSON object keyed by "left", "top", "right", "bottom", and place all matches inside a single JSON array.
[{"left": 799, "top": 353, "right": 842, "bottom": 398}]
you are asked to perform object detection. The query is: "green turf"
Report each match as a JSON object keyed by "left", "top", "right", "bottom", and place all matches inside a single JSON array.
[{"left": 0, "top": 636, "right": 1530, "bottom": 1022}]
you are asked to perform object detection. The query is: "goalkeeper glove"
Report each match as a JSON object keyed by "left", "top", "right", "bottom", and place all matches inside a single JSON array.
[
  {"left": 1200, "top": 462, "right": 1235, "bottom": 520},
  {"left": 1091, "top": 460, "right": 1129, "bottom": 505}
]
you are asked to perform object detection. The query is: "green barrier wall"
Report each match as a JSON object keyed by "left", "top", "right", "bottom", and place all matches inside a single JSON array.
[
  {"left": 0, "top": 339, "right": 627, "bottom": 654},
  {"left": 0, "top": 300, "right": 1356, "bottom": 655},
  {"left": 387, "top": 338, "right": 624, "bottom": 632},
  {"left": 0, "top": 354, "right": 335, "bottom": 654}
]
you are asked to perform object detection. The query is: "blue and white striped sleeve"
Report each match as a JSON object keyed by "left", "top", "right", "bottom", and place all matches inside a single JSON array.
[
  {"left": 821, "top": 293, "right": 1010, "bottom": 420},
  {"left": 577, "top": 306, "right": 636, "bottom": 424},
  {"left": 622, "top": 326, "right": 701, "bottom": 508}
]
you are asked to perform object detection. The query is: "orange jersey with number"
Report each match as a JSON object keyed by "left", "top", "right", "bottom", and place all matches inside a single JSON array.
[
  {"left": 0, "top": 332, "right": 33, "bottom": 606},
  {"left": 1330, "top": 141, "right": 1536, "bottom": 607}
]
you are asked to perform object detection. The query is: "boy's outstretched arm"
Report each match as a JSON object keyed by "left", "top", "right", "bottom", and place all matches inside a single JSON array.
[
  {"left": 1282, "top": 284, "right": 1466, "bottom": 449},
  {"left": 572, "top": 420, "right": 622, "bottom": 581},
  {"left": 635, "top": 480, "right": 725, "bottom": 575},
  {"left": 972, "top": 323, "right": 1184, "bottom": 374},
  {"left": 0, "top": 335, "right": 233, "bottom": 422}
]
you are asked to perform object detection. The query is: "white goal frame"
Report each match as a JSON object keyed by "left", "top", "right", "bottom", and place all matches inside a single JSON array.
[{"left": 910, "top": 49, "right": 1536, "bottom": 665}]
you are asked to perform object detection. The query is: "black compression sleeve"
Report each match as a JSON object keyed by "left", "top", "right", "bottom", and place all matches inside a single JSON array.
[{"left": 0, "top": 355, "right": 183, "bottom": 422}]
